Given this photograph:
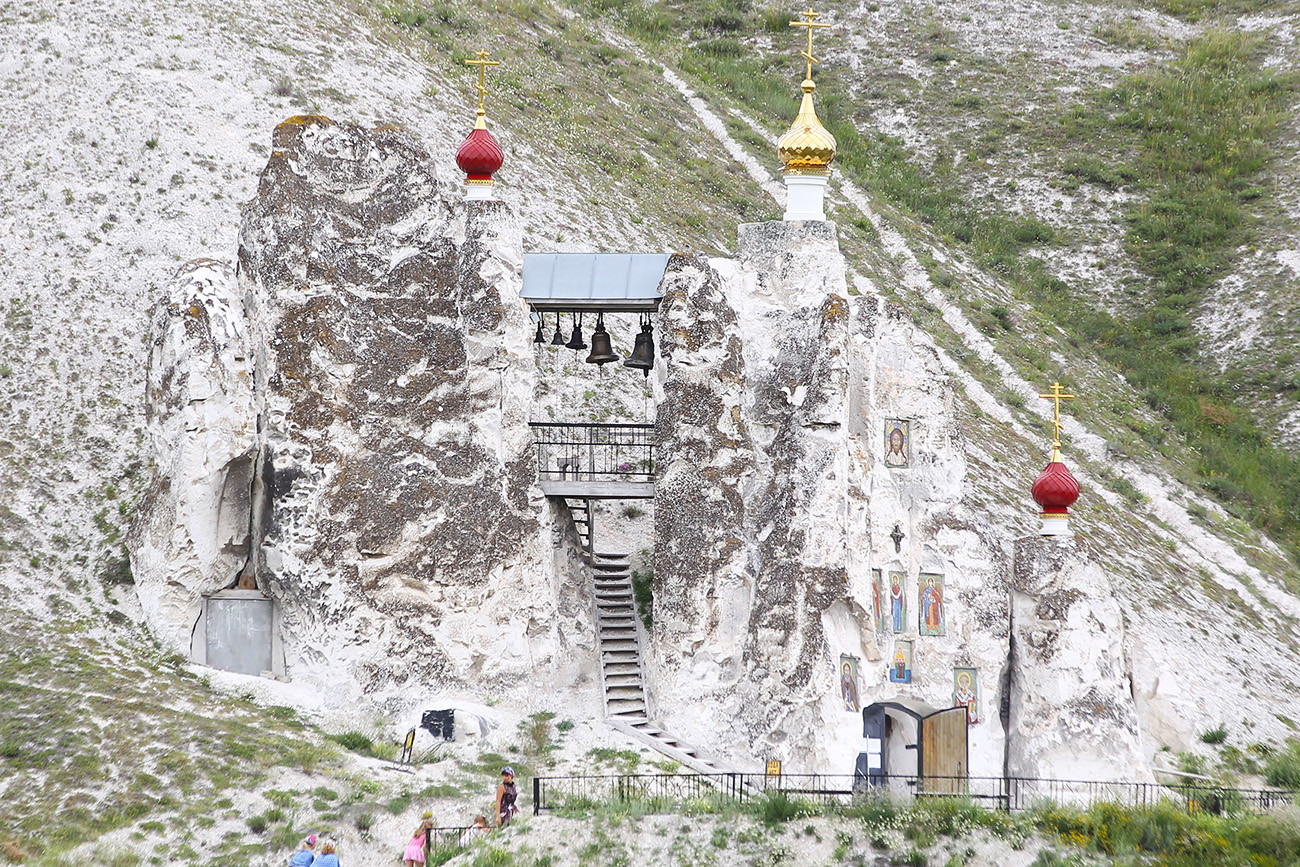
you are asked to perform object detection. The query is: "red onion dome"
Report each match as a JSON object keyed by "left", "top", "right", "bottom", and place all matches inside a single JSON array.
[
  {"left": 456, "top": 126, "right": 503, "bottom": 181},
  {"left": 1032, "top": 459, "right": 1080, "bottom": 514}
]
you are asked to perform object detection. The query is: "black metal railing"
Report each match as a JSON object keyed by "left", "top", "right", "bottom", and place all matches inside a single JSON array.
[
  {"left": 529, "top": 422, "right": 655, "bottom": 481},
  {"left": 531, "top": 772, "right": 1295, "bottom": 816},
  {"left": 423, "top": 825, "right": 484, "bottom": 853}
]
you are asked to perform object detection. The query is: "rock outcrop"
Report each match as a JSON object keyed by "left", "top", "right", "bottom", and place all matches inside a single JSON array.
[
  {"left": 133, "top": 118, "right": 596, "bottom": 705},
  {"left": 650, "top": 221, "right": 1011, "bottom": 773},
  {"left": 1008, "top": 535, "right": 1148, "bottom": 785},
  {"left": 130, "top": 259, "right": 257, "bottom": 651}
]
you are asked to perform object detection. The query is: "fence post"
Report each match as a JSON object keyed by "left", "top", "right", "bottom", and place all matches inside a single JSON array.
[{"left": 533, "top": 776, "right": 540, "bottom": 815}]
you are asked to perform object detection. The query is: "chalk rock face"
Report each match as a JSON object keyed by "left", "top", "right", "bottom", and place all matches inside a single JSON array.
[
  {"left": 1008, "top": 536, "right": 1148, "bottom": 785},
  {"left": 130, "top": 258, "right": 257, "bottom": 650},
  {"left": 135, "top": 117, "right": 596, "bottom": 703},
  {"left": 233, "top": 116, "right": 589, "bottom": 697},
  {"left": 650, "top": 221, "right": 1010, "bottom": 773}
]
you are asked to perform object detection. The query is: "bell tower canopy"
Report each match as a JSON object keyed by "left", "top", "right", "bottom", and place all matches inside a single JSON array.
[{"left": 520, "top": 252, "right": 671, "bottom": 314}]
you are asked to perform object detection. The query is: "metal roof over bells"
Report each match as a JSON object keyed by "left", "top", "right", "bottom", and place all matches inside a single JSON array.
[{"left": 520, "top": 252, "right": 671, "bottom": 312}]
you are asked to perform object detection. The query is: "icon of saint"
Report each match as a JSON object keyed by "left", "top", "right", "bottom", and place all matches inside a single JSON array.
[{"left": 953, "top": 671, "right": 978, "bottom": 724}]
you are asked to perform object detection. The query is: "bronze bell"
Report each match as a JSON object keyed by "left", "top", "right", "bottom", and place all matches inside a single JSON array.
[
  {"left": 533, "top": 314, "right": 545, "bottom": 345},
  {"left": 550, "top": 313, "right": 566, "bottom": 346},
  {"left": 565, "top": 313, "right": 587, "bottom": 351},
  {"left": 585, "top": 314, "right": 618, "bottom": 365},
  {"left": 622, "top": 319, "right": 655, "bottom": 376}
]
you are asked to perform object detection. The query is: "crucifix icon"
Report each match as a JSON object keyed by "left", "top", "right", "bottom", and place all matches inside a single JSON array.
[
  {"left": 1038, "top": 381, "right": 1076, "bottom": 451},
  {"left": 465, "top": 49, "right": 501, "bottom": 120},
  {"left": 890, "top": 523, "right": 905, "bottom": 554},
  {"left": 789, "top": 7, "right": 831, "bottom": 81}
]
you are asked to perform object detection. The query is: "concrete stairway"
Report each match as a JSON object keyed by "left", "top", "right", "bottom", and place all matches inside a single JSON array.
[
  {"left": 591, "top": 552, "right": 739, "bottom": 775},
  {"left": 592, "top": 553, "right": 648, "bottom": 721}
]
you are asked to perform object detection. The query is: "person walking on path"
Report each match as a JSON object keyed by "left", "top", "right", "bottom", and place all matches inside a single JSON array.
[
  {"left": 314, "top": 840, "right": 341, "bottom": 867},
  {"left": 288, "top": 834, "right": 317, "bottom": 867},
  {"left": 495, "top": 767, "right": 520, "bottom": 828},
  {"left": 403, "top": 813, "right": 435, "bottom": 867}
]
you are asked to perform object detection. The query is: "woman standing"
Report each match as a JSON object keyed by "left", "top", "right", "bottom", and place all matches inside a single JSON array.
[
  {"left": 403, "top": 813, "right": 435, "bottom": 867},
  {"left": 495, "top": 767, "right": 520, "bottom": 828}
]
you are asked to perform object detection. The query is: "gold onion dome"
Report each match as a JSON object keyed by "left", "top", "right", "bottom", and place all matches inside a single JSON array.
[{"left": 778, "top": 78, "right": 837, "bottom": 174}]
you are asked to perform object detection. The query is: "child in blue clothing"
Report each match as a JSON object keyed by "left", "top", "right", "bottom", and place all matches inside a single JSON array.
[
  {"left": 314, "top": 839, "right": 341, "bottom": 867},
  {"left": 288, "top": 835, "right": 317, "bottom": 867}
]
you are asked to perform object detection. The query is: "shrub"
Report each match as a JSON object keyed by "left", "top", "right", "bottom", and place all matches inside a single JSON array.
[
  {"left": 329, "top": 732, "right": 373, "bottom": 753},
  {"left": 755, "top": 791, "right": 812, "bottom": 824},
  {"left": 1201, "top": 725, "right": 1228, "bottom": 745},
  {"left": 1265, "top": 741, "right": 1300, "bottom": 789}
]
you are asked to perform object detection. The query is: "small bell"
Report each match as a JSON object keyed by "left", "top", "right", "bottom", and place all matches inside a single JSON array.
[
  {"left": 622, "top": 317, "right": 655, "bottom": 376},
  {"left": 585, "top": 314, "right": 618, "bottom": 365},
  {"left": 533, "top": 313, "right": 545, "bottom": 345},
  {"left": 550, "top": 313, "right": 566, "bottom": 346},
  {"left": 565, "top": 312, "right": 587, "bottom": 351}
]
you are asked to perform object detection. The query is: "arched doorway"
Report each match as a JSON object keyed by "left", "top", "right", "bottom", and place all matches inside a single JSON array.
[{"left": 858, "top": 700, "right": 968, "bottom": 794}]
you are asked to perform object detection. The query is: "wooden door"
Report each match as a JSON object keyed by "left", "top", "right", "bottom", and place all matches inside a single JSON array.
[{"left": 920, "top": 705, "right": 968, "bottom": 794}]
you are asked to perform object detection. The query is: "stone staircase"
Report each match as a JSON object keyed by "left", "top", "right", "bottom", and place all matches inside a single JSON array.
[
  {"left": 591, "top": 553, "right": 648, "bottom": 721},
  {"left": 590, "top": 552, "right": 738, "bottom": 775}
]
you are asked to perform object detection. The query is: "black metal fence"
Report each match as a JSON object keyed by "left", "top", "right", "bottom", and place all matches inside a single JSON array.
[
  {"left": 424, "top": 826, "right": 476, "bottom": 852},
  {"left": 529, "top": 422, "right": 655, "bottom": 481},
  {"left": 531, "top": 772, "right": 1295, "bottom": 816}
]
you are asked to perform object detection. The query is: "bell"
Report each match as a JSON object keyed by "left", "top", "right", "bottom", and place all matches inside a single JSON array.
[
  {"left": 550, "top": 314, "right": 566, "bottom": 346},
  {"left": 565, "top": 313, "right": 587, "bottom": 351},
  {"left": 533, "top": 314, "right": 545, "bottom": 345},
  {"left": 585, "top": 315, "right": 618, "bottom": 365},
  {"left": 622, "top": 320, "right": 655, "bottom": 376}
]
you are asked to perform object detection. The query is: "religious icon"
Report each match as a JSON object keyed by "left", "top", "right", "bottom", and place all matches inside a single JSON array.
[
  {"left": 918, "top": 573, "right": 945, "bottom": 637},
  {"left": 953, "top": 669, "right": 979, "bottom": 724},
  {"left": 884, "top": 419, "right": 910, "bottom": 468},
  {"left": 839, "top": 654, "right": 861, "bottom": 713},
  {"left": 889, "top": 571, "right": 906, "bottom": 634},
  {"left": 871, "top": 569, "right": 887, "bottom": 635},
  {"left": 888, "top": 641, "right": 913, "bottom": 684}
]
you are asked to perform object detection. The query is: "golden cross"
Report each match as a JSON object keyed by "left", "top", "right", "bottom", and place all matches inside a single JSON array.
[
  {"left": 464, "top": 49, "right": 501, "bottom": 115},
  {"left": 1038, "top": 381, "right": 1076, "bottom": 448},
  {"left": 790, "top": 7, "right": 831, "bottom": 81}
]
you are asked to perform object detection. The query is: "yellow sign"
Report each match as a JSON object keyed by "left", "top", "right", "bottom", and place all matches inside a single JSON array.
[{"left": 766, "top": 759, "right": 782, "bottom": 777}]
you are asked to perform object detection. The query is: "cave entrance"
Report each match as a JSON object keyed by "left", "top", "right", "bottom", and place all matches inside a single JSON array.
[{"left": 858, "top": 700, "right": 968, "bottom": 794}]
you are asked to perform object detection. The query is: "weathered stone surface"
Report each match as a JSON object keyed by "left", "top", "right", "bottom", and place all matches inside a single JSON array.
[
  {"left": 1008, "top": 535, "right": 1148, "bottom": 785},
  {"left": 135, "top": 118, "right": 596, "bottom": 705},
  {"left": 130, "top": 258, "right": 257, "bottom": 650},
  {"left": 649, "top": 221, "right": 1010, "bottom": 774}
]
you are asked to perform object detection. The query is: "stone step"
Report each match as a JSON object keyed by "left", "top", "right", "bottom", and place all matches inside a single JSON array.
[
  {"left": 603, "top": 662, "right": 642, "bottom": 676},
  {"left": 602, "top": 655, "right": 640, "bottom": 668},
  {"left": 600, "top": 639, "right": 639, "bottom": 652},
  {"left": 608, "top": 699, "right": 647, "bottom": 714},
  {"left": 598, "top": 618, "right": 636, "bottom": 629},
  {"left": 604, "top": 673, "right": 642, "bottom": 687},
  {"left": 607, "top": 685, "right": 645, "bottom": 698}
]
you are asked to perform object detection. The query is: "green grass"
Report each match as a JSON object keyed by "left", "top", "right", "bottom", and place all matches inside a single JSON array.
[
  {"left": 677, "top": 26, "right": 1300, "bottom": 566},
  {"left": 0, "top": 607, "right": 342, "bottom": 862}
]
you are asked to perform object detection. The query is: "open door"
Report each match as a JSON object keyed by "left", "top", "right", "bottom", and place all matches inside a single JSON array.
[
  {"left": 919, "top": 705, "right": 968, "bottom": 794},
  {"left": 857, "top": 704, "right": 887, "bottom": 786}
]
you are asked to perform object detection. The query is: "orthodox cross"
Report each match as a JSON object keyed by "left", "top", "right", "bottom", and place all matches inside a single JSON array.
[
  {"left": 465, "top": 49, "right": 501, "bottom": 116},
  {"left": 790, "top": 7, "right": 831, "bottom": 81},
  {"left": 1038, "top": 381, "right": 1076, "bottom": 448},
  {"left": 890, "top": 523, "right": 905, "bottom": 554}
]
